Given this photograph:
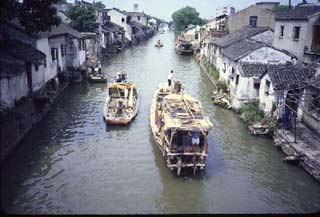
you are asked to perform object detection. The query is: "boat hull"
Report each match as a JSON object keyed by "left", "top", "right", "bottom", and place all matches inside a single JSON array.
[{"left": 103, "top": 83, "right": 139, "bottom": 126}]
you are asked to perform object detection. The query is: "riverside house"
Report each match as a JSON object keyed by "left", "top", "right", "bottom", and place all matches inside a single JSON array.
[
  {"left": 228, "top": 1, "right": 279, "bottom": 33},
  {"left": 105, "top": 8, "right": 133, "bottom": 43},
  {"left": 1, "top": 21, "right": 86, "bottom": 109},
  {"left": 272, "top": 4, "right": 320, "bottom": 63},
  {"left": 258, "top": 63, "right": 317, "bottom": 118}
]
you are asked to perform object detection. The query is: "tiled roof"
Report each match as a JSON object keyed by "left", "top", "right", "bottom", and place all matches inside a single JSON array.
[
  {"left": 275, "top": 5, "right": 320, "bottom": 20},
  {"left": 0, "top": 52, "right": 25, "bottom": 77},
  {"left": 102, "top": 21, "right": 125, "bottom": 33},
  {"left": 129, "top": 21, "right": 148, "bottom": 29},
  {"left": 212, "top": 26, "right": 271, "bottom": 47},
  {"left": 266, "top": 64, "right": 317, "bottom": 91},
  {"left": 240, "top": 63, "right": 269, "bottom": 77},
  {"left": 221, "top": 39, "right": 265, "bottom": 61},
  {"left": 39, "top": 23, "right": 84, "bottom": 38},
  {"left": 0, "top": 39, "right": 46, "bottom": 64}
]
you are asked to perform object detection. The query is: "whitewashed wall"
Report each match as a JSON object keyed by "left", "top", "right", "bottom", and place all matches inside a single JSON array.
[
  {"left": 108, "top": 10, "right": 132, "bottom": 41},
  {"left": 1, "top": 73, "right": 28, "bottom": 108},
  {"left": 259, "top": 73, "right": 275, "bottom": 114},
  {"left": 250, "top": 30, "right": 274, "bottom": 45},
  {"left": 241, "top": 46, "right": 295, "bottom": 64},
  {"left": 272, "top": 20, "right": 311, "bottom": 61}
]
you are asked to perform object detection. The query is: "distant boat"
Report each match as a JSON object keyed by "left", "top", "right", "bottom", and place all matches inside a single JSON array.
[
  {"left": 159, "top": 29, "right": 165, "bottom": 34},
  {"left": 155, "top": 41, "right": 164, "bottom": 47},
  {"left": 88, "top": 73, "right": 107, "bottom": 83},
  {"left": 150, "top": 81, "right": 212, "bottom": 175},
  {"left": 103, "top": 82, "right": 139, "bottom": 125}
]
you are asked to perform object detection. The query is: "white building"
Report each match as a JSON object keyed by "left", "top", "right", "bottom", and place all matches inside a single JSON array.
[
  {"left": 259, "top": 64, "right": 317, "bottom": 115},
  {"left": 272, "top": 5, "right": 320, "bottom": 63},
  {"left": 220, "top": 39, "right": 295, "bottom": 109},
  {"left": 105, "top": 8, "right": 133, "bottom": 42},
  {"left": 216, "top": 5, "right": 235, "bottom": 17}
]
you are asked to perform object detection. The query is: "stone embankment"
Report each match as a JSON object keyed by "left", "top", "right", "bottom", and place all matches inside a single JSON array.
[
  {"left": 0, "top": 81, "right": 68, "bottom": 160},
  {"left": 274, "top": 124, "right": 320, "bottom": 182}
]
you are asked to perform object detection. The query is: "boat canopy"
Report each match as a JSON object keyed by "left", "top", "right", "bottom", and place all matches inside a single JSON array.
[
  {"left": 161, "top": 93, "right": 212, "bottom": 131},
  {"left": 107, "top": 82, "right": 135, "bottom": 90}
]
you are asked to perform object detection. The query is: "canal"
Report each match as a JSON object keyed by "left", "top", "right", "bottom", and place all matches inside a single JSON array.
[{"left": 1, "top": 31, "right": 320, "bottom": 214}]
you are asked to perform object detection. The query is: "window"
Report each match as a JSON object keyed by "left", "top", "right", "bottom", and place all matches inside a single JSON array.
[
  {"left": 293, "top": 26, "right": 300, "bottom": 41},
  {"left": 51, "top": 48, "right": 57, "bottom": 61},
  {"left": 121, "top": 18, "right": 125, "bottom": 22},
  {"left": 265, "top": 80, "right": 270, "bottom": 96},
  {"left": 61, "top": 44, "right": 66, "bottom": 56},
  {"left": 43, "top": 58, "right": 46, "bottom": 68},
  {"left": 138, "top": 16, "right": 140, "bottom": 21},
  {"left": 280, "top": 26, "right": 284, "bottom": 38},
  {"left": 249, "top": 16, "right": 257, "bottom": 27},
  {"left": 34, "top": 64, "right": 39, "bottom": 71},
  {"left": 223, "top": 63, "right": 226, "bottom": 73},
  {"left": 235, "top": 74, "right": 239, "bottom": 85}
]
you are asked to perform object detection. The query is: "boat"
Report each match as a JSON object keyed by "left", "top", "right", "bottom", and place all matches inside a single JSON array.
[
  {"left": 88, "top": 73, "right": 107, "bottom": 83},
  {"left": 150, "top": 81, "right": 213, "bottom": 175},
  {"left": 155, "top": 42, "right": 164, "bottom": 47},
  {"left": 103, "top": 82, "right": 139, "bottom": 125},
  {"left": 175, "top": 40, "right": 193, "bottom": 55},
  {"left": 159, "top": 29, "right": 165, "bottom": 34}
]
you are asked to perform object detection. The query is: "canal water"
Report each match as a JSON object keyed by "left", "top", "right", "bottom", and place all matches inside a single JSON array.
[{"left": 1, "top": 31, "right": 320, "bottom": 214}]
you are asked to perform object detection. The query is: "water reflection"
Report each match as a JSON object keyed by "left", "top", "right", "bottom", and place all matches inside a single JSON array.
[{"left": 1, "top": 31, "right": 320, "bottom": 214}]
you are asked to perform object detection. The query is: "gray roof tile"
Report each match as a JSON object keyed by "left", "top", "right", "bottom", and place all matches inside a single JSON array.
[
  {"left": 275, "top": 5, "right": 320, "bottom": 20},
  {"left": 266, "top": 64, "right": 317, "bottom": 90},
  {"left": 221, "top": 39, "right": 265, "bottom": 61},
  {"left": 212, "top": 26, "right": 271, "bottom": 47}
]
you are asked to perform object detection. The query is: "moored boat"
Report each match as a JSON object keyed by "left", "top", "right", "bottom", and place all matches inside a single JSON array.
[
  {"left": 103, "top": 82, "right": 139, "bottom": 125},
  {"left": 88, "top": 73, "right": 107, "bottom": 83},
  {"left": 150, "top": 81, "right": 212, "bottom": 175},
  {"left": 175, "top": 40, "right": 193, "bottom": 55}
]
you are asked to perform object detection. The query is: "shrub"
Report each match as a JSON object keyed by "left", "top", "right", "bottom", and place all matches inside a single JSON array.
[
  {"left": 240, "top": 101, "right": 264, "bottom": 125},
  {"left": 217, "top": 80, "right": 228, "bottom": 93},
  {"left": 0, "top": 100, "right": 10, "bottom": 115}
]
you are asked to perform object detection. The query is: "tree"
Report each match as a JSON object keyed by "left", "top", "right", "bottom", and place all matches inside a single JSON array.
[
  {"left": 0, "top": 0, "right": 61, "bottom": 34},
  {"left": 93, "top": 1, "right": 105, "bottom": 9},
  {"left": 67, "top": 4, "right": 97, "bottom": 32},
  {"left": 171, "top": 6, "right": 204, "bottom": 32}
]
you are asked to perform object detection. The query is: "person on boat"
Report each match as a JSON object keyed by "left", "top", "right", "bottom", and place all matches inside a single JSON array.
[
  {"left": 97, "top": 61, "right": 102, "bottom": 74},
  {"left": 168, "top": 70, "right": 173, "bottom": 87},
  {"left": 116, "top": 100, "right": 125, "bottom": 114},
  {"left": 191, "top": 131, "right": 200, "bottom": 152},
  {"left": 115, "top": 72, "right": 123, "bottom": 82}
]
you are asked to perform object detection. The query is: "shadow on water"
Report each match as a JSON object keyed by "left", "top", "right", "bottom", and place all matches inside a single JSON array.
[{"left": 148, "top": 129, "right": 205, "bottom": 214}]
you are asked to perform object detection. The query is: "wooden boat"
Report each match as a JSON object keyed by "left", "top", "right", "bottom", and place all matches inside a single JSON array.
[
  {"left": 155, "top": 43, "right": 164, "bottom": 47},
  {"left": 150, "top": 81, "right": 213, "bottom": 175},
  {"left": 88, "top": 73, "right": 107, "bottom": 83},
  {"left": 103, "top": 82, "right": 139, "bottom": 125},
  {"left": 175, "top": 40, "right": 193, "bottom": 55}
]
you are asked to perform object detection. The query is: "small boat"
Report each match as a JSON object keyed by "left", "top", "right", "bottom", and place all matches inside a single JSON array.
[
  {"left": 175, "top": 40, "right": 193, "bottom": 55},
  {"left": 88, "top": 73, "right": 107, "bottom": 83},
  {"left": 155, "top": 43, "right": 164, "bottom": 47},
  {"left": 150, "top": 81, "right": 213, "bottom": 175},
  {"left": 103, "top": 82, "right": 139, "bottom": 125},
  {"left": 159, "top": 29, "right": 165, "bottom": 34}
]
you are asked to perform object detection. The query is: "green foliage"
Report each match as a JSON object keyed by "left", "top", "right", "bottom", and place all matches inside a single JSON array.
[
  {"left": 217, "top": 80, "right": 228, "bottom": 93},
  {"left": 0, "top": 100, "right": 10, "bottom": 115},
  {"left": 67, "top": 4, "right": 97, "bottom": 32},
  {"left": 93, "top": 1, "right": 105, "bottom": 9},
  {"left": 240, "top": 101, "right": 265, "bottom": 125},
  {"left": 171, "top": 6, "right": 204, "bottom": 32},
  {"left": 0, "top": 0, "right": 61, "bottom": 34},
  {"left": 272, "top": 5, "right": 289, "bottom": 12}
]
